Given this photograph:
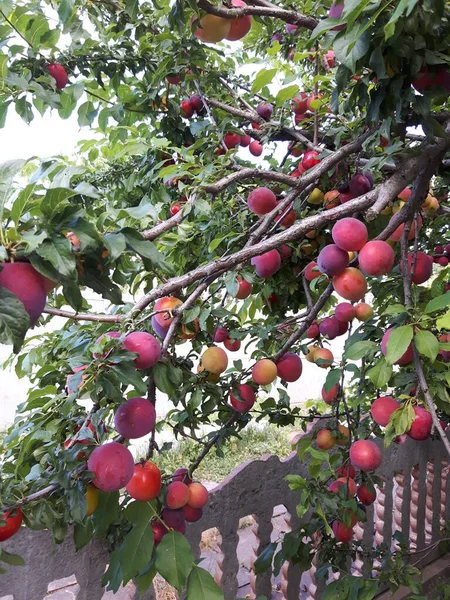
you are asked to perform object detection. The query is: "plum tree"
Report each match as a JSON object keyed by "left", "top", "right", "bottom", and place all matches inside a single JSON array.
[
  {"left": 1, "top": 0, "right": 450, "bottom": 595},
  {"left": 166, "top": 481, "right": 190, "bottom": 509},
  {"left": 123, "top": 332, "right": 162, "bottom": 369},
  {"left": 251, "top": 249, "right": 281, "bottom": 277},
  {"left": 328, "top": 477, "right": 357, "bottom": 497},
  {"left": 0, "top": 262, "right": 47, "bottom": 326},
  {"left": 357, "top": 484, "right": 376, "bottom": 506},
  {"left": 230, "top": 383, "right": 256, "bottom": 412},
  {"left": 193, "top": 14, "right": 231, "bottom": 43},
  {"left": 332, "top": 268, "right": 368, "bottom": 302},
  {"left": 248, "top": 188, "right": 277, "bottom": 216},
  {"left": 407, "top": 406, "right": 433, "bottom": 440},
  {"left": 85, "top": 486, "right": 99, "bottom": 517},
  {"left": 354, "top": 302, "right": 373, "bottom": 321},
  {"left": 276, "top": 353, "right": 302, "bottom": 382},
  {"left": 322, "top": 383, "right": 339, "bottom": 405},
  {"left": 332, "top": 218, "right": 368, "bottom": 251},
  {"left": 0, "top": 509, "right": 22, "bottom": 542},
  {"left": 201, "top": 346, "right": 228, "bottom": 374},
  {"left": 317, "top": 244, "right": 349, "bottom": 276},
  {"left": 317, "top": 429, "right": 335, "bottom": 450},
  {"left": 114, "top": 397, "right": 156, "bottom": 438},
  {"left": 349, "top": 440, "right": 382, "bottom": 472},
  {"left": 87, "top": 443, "right": 135, "bottom": 492},
  {"left": 47, "top": 64, "right": 68, "bottom": 89},
  {"left": 235, "top": 277, "right": 252, "bottom": 299},
  {"left": 358, "top": 241, "right": 395, "bottom": 276},
  {"left": 187, "top": 482, "right": 209, "bottom": 509},
  {"left": 371, "top": 396, "right": 400, "bottom": 427},
  {"left": 126, "top": 461, "right": 162, "bottom": 501},
  {"left": 224, "top": 336, "right": 241, "bottom": 351},
  {"left": 252, "top": 359, "right": 278, "bottom": 385}
]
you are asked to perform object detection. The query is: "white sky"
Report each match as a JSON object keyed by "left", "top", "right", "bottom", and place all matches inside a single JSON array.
[{"left": 0, "top": 109, "right": 88, "bottom": 162}]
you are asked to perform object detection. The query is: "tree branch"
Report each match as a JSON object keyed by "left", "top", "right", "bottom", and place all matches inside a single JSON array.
[
  {"left": 43, "top": 307, "right": 123, "bottom": 322},
  {"left": 129, "top": 189, "right": 378, "bottom": 316},
  {"left": 197, "top": 0, "right": 318, "bottom": 29},
  {"left": 272, "top": 282, "right": 333, "bottom": 361},
  {"left": 189, "top": 414, "right": 237, "bottom": 476}
]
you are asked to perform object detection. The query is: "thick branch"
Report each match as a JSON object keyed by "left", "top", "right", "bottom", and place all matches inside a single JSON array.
[
  {"left": 272, "top": 282, "right": 333, "bottom": 361},
  {"left": 129, "top": 189, "right": 378, "bottom": 316},
  {"left": 142, "top": 209, "right": 185, "bottom": 241},
  {"left": 43, "top": 307, "right": 123, "bottom": 322},
  {"left": 197, "top": 0, "right": 318, "bottom": 29},
  {"left": 204, "top": 167, "right": 300, "bottom": 194},
  {"left": 366, "top": 131, "right": 449, "bottom": 220}
]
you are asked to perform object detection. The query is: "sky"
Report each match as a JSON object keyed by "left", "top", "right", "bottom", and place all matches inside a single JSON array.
[{"left": 0, "top": 108, "right": 90, "bottom": 162}]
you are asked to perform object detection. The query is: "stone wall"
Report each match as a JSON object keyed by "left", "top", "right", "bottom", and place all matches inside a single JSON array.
[{"left": 0, "top": 436, "right": 449, "bottom": 599}]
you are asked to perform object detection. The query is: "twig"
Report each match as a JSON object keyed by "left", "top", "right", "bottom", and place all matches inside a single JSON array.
[
  {"left": 0, "top": 9, "right": 31, "bottom": 46},
  {"left": 146, "top": 377, "right": 157, "bottom": 460},
  {"left": 43, "top": 307, "right": 123, "bottom": 322},
  {"left": 302, "top": 275, "right": 313, "bottom": 311},
  {"left": 272, "top": 283, "right": 333, "bottom": 361},
  {"left": 189, "top": 414, "right": 237, "bottom": 476},
  {"left": 313, "top": 42, "right": 319, "bottom": 147}
]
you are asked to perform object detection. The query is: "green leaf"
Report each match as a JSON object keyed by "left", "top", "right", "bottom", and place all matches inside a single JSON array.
[
  {"left": 58, "top": 0, "right": 74, "bottom": 22},
  {"left": 155, "top": 531, "right": 194, "bottom": 593},
  {"left": 15, "top": 97, "right": 34, "bottom": 124},
  {"left": 224, "top": 272, "right": 239, "bottom": 297},
  {"left": 0, "top": 159, "right": 26, "bottom": 217},
  {"left": 384, "top": 403, "right": 414, "bottom": 447},
  {"left": 385, "top": 326, "right": 413, "bottom": 365},
  {"left": 383, "top": 303, "right": 407, "bottom": 316},
  {"left": 384, "top": 0, "right": 419, "bottom": 40},
  {"left": 135, "top": 560, "right": 157, "bottom": 594},
  {"left": 415, "top": 330, "right": 439, "bottom": 362},
  {"left": 333, "top": 27, "right": 370, "bottom": 72},
  {"left": 111, "top": 362, "right": 147, "bottom": 395},
  {"left": 0, "top": 548, "right": 25, "bottom": 566},
  {"left": 254, "top": 542, "right": 277, "bottom": 575},
  {"left": 437, "top": 310, "right": 450, "bottom": 331},
  {"left": 186, "top": 566, "right": 224, "bottom": 600},
  {"left": 104, "top": 232, "right": 127, "bottom": 261},
  {"left": 122, "top": 228, "right": 163, "bottom": 266},
  {"left": 323, "top": 368, "right": 340, "bottom": 393},
  {"left": 367, "top": 357, "right": 392, "bottom": 388},
  {"left": 124, "top": 0, "right": 138, "bottom": 18},
  {"left": 74, "top": 519, "right": 94, "bottom": 551},
  {"left": 119, "top": 515, "right": 155, "bottom": 584},
  {"left": 92, "top": 491, "right": 120, "bottom": 535},
  {"left": 10, "top": 183, "right": 36, "bottom": 224},
  {"left": 315, "top": 503, "right": 332, "bottom": 536},
  {"left": 275, "top": 85, "right": 299, "bottom": 107},
  {"left": 321, "top": 578, "right": 349, "bottom": 600},
  {"left": 35, "top": 237, "right": 76, "bottom": 277},
  {"left": 153, "top": 361, "right": 176, "bottom": 396},
  {"left": 424, "top": 292, "right": 450, "bottom": 314},
  {"left": 0, "top": 285, "right": 30, "bottom": 352},
  {"left": 251, "top": 68, "right": 277, "bottom": 93},
  {"left": 41, "top": 188, "right": 77, "bottom": 216},
  {"left": 344, "top": 340, "right": 377, "bottom": 360}
]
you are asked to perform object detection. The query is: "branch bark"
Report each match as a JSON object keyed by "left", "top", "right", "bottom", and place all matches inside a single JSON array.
[{"left": 197, "top": 0, "right": 318, "bottom": 29}]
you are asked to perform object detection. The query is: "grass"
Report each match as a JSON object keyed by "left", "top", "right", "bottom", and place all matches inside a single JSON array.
[{"left": 146, "top": 422, "right": 301, "bottom": 483}]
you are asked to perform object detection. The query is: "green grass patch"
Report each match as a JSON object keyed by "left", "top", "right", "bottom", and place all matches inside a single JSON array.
[{"left": 145, "top": 423, "right": 301, "bottom": 483}]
